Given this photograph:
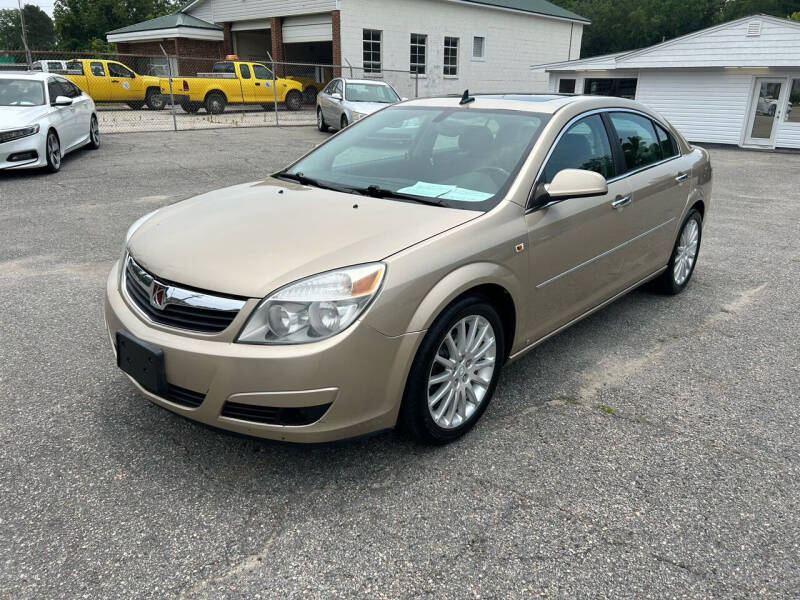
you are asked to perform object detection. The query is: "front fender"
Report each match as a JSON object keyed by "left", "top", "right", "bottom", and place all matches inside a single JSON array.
[{"left": 404, "top": 261, "right": 524, "bottom": 336}]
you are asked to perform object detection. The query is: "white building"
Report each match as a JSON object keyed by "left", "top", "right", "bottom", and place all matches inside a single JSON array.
[
  {"left": 534, "top": 14, "right": 800, "bottom": 150},
  {"left": 109, "top": 0, "right": 587, "bottom": 98}
]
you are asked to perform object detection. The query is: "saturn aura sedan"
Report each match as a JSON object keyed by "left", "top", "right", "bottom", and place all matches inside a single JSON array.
[
  {"left": 0, "top": 71, "right": 99, "bottom": 173},
  {"left": 316, "top": 77, "right": 401, "bottom": 131},
  {"left": 107, "top": 93, "right": 711, "bottom": 445}
]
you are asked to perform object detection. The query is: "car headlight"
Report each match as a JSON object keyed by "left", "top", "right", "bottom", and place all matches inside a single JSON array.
[
  {"left": 237, "top": 263, "right": 386, "bottom": 345},
  {"left": 125, "top": 209, "right": 159, "bottom": 244},
  {"left": 0, "top": 124, "right": 39, "bottom": 144},
  {"left": 352, "top": 111, "right": 366, "bottom": 121}
]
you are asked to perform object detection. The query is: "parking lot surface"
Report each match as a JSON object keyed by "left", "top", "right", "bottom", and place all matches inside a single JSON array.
[{"left": 1, "top": 129, "right": 799, "bottom": 599}]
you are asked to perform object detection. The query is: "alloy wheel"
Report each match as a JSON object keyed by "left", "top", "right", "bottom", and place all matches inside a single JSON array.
[
  {"left": 427, "top": 315, "right": 497, "bottom": 429},
  {"left": 48, "top": 133, "right": 61, "bottom": 169},
  {"left": 90, "top": 118, "right": 99, "bottom": 145},
  {"left": 673, "top": 218, "right": 699, "bottom": 286}
]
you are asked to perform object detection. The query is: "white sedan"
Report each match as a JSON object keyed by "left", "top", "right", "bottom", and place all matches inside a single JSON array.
[{"left": 0, "top": 71, "right": 99, "bottom": 173}]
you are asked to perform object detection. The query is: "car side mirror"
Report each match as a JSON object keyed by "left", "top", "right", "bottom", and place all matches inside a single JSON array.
[
  {"left": 331, "top": 92, "right": 342, "bottom": 101},
  {"left": 544, "top": 169, "right": 608, "bottom": 200},
  {"left": 53, "top": 95, "right": 73, "bottom": 106}
]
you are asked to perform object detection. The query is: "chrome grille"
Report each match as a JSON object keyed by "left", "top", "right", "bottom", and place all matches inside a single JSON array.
[{"left": 123, "top": 255, "right": 246, "bottom": 334}]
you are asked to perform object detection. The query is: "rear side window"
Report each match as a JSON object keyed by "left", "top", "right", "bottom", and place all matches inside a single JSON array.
[
  {"left": 239, "top": 64, "right": 251, "bottom": 79},
  {"left": 66, "top": 60, "right": 84, "bottom": 74},
  {"left": 608, "top": 112, "right": 664, "bottom": 172},
  {"left": 90, "top": 62, "right": 105, "bottom": 76},
  {"left": 542, "top": 114, "right": 615, "bottom": 183},
  {"left": 653, "top": 121, "right": 679, "bottom": 158}
]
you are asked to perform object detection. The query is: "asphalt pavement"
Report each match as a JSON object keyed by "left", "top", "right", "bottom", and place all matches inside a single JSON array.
[{"left": 1, "top": 128, "right": 798, "bottom": 599}]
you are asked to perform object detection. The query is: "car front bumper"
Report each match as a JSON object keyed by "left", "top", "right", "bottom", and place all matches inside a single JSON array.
[
  {"left": 0, "top": 130, "right": 47, "bottom": 170},
  {"left": 104, "top": 260, "right": 423, "bottom": 443}
]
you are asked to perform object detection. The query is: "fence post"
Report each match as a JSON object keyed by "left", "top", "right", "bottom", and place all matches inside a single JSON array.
[
  {"left": 266, "top": 51, "right": 279, "bottom": 126},
  {"left": 415, "top": 72, "right": 419, "bottom": 98},
  {"left": 159, "top": 44, "right": 178, "bottom": 132}
]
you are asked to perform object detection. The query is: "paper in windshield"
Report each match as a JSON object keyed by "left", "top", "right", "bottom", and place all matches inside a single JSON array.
[{"left": 397, "top": 181, "right": 492, "bottom": 202}]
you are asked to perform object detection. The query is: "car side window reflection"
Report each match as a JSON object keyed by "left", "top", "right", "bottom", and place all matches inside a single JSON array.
[
  {"left": 90, "top": 62, "right": 105, "bottom": 76},
  {"left": 609, "top": 112, "right": 663, "bottom": 171},
  {"left": 653, "top": 121, "right": 678, "bottom": 159},
  {"left": 542, "top": 114, "right": 614, "bottom": 183}
]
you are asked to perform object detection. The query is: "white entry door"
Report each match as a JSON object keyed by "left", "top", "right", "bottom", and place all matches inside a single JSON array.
[{"left": 744, "top": 78, "right": 788, "bottom": 147}]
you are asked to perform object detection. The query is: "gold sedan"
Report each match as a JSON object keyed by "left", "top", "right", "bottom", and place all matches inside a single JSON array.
[{"left": 106, "top": 94, "right": 711, "bottom": 444}]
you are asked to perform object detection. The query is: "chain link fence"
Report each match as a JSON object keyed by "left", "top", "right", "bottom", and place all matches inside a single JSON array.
[{"left": 1, "top": 49, "right": 438, "bottom": 134}]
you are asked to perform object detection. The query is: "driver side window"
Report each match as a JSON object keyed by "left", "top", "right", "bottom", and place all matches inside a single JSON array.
[
  {"left": 108, "top": 62, "right": 134, "bottom": 78},
  {"left": 542, "top": 114, "right": 615, "bottom": 183}
]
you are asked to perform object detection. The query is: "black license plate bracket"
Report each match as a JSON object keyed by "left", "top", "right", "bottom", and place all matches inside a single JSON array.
[{"left": 116, "top": 330, "right": 167, "bottom": 395}]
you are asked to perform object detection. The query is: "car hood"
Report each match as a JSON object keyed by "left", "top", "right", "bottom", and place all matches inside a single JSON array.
[
  {"left": 0, "top": 106, "right": 49, "bottom": 130},
  {"left": 344, "top": 101, "right": 392, "bottom": 115},
  {"left": 127, "top": 178, "right": 479, "bottom": 298}
]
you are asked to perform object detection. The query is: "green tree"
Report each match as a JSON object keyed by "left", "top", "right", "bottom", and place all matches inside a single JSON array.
[
  {"left": 789, "top": 10, "right": 800, "bottom": 19},
  {"left": 0, "top": 4, "right": 57, "bottom": 50},
  {"left": 54, "top": 0, "right": 180, "bottom": 51},
  {"left": 554, "top": 0, "right": 800, "bottom": 57}
]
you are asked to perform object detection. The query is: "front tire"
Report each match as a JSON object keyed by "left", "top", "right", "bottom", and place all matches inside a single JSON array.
[
  {"left": 145, "top": 88, "right": 166, "bottom": 110},
  {"left": 303, "top": 85, "right": 318, "bottom": 105},
  {"left": 317, "top": 108, "right": 328, "bottom": 132},
  {"left": 181, "top": 101, "right": 201, "bottom": 114},
  {"left": 284, "top": 89, "right": 303, "bottom": 111},
  {"left": 44, "top": 130, "right": 61, "bottom": 173},
  {"left": 340, "top": 114, "right": 348, "bottom": 129},
  {"left": 653, "top": 209, "right": 702, "bottom": 295},
  {"left": 87, "top": 115, "right": 100, "bottom": 149},
  {"left": 399, "top": 296, "right": 505, "bottom": 445}
]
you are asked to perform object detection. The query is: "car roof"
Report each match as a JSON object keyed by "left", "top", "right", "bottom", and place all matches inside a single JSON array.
[
  {"left": 0, "top": 71, "right": 52, "bottom": 81},
  {"left": 400, "top": 94, "right": 643, "bottom": 115},
  {"left": 340, "top": 78, "right": 393, "bottom": 85}
]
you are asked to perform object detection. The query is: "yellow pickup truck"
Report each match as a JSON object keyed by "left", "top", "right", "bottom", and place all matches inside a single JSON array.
[
  {"left": 160, "top": 60, "right": 304, "bottom": 114},
  {"left": 63, "top": 59, "right": 165, "bottom": 110}
]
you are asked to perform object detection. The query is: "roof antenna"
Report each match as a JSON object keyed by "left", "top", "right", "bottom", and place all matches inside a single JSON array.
[{"left": 460, "top": 89, "right": 475, "bottom": 105}]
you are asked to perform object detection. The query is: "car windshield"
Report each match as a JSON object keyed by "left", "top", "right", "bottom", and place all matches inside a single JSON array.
[
  {"left": 282, "top": 105, "right": 548, "bottom": 211},
  {"left": 0, "top": 79, "right": 45, "bottom": 106},
  {"left": 345, "top": 82, "right": 400, "bottom": 103}
]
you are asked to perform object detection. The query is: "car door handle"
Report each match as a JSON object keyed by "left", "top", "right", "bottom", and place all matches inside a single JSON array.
[
  {"left": 255, "top": 82, "right": 261, "bottom": 86},
  {"left": 111, "top": 79, "right": 119, "bottom": 83},
  {"left": 611, "top": 195, "right": 632, "bottom": 209},
  {"left": 675, "top": 173, "right": 689, "bottom": 182}
]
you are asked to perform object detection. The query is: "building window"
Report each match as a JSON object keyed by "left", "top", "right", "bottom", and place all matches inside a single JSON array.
[
  {"left": 363, "top": 29, "right": 382, "bottom": 74},
  {"left": 443, "top": 37, "right": 459, "bottom": 76},
  {"left": 472, "top": 36, "right": 485, "bottom": 59},
  {"left": 410, "top": 33, "right": 427, "bottom": 75},
  {"left": 787, "top": 79, "right": 800, "bottom": 123},
  {"left": 558, "top": 78, "right": 576, "bottom": 93},
  {"left": 584, "top": 78, "right": 637, "bottom": 99}
]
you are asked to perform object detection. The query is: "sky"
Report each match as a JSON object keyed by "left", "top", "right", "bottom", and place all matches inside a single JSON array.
[{"left": 0, "top": 1, "right": 54, "bottom": 16}]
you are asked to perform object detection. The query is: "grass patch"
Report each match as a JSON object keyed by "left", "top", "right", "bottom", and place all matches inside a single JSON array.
[{"left": 595, "top": 403, "right": 615, "bottom": 415}]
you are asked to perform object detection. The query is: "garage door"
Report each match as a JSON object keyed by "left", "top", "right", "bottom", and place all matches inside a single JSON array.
[{"left": 282, "top": 13, "right": 332, "bottom": 44}]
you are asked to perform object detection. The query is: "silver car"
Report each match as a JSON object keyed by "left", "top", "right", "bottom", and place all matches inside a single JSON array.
[{"left": 316, "top": 78, "right": 401, "bottom": 131}]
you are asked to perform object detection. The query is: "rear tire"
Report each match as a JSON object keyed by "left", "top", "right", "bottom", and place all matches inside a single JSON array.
[
  {"left": 87, "top": 115, "right": 100, "bottom": 150},
  {"left": 652, "top": 209, "right": 702, "bottom": 295},
  {"left": 317, "top": 108, "right": 328, "bottom": 132},
  {"left": 399, "top": 296, "right": 505, "bottom": 445},
  {"left": 45, "top": 130, "right": 61, "bottom": 173},
  {"left": 145, "top": 88, "right": 165, "bottom": 110},
  {"left": 303, "top": 85, "right": 318, "bottom": 105},
  {"left": 284, "top": 89, "right": 302, "bottom": 111},
  {"left": 204, "top": 92, "right": 226, "bottom": 114}
]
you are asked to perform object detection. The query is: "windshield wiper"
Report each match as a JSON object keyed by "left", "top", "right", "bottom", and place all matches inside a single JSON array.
[
  {"left": 274, "top": 172, "right": 362, "bottom": 195},
  {"left": 355, "top": 185, "right": 449, "bottom": 207}
]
